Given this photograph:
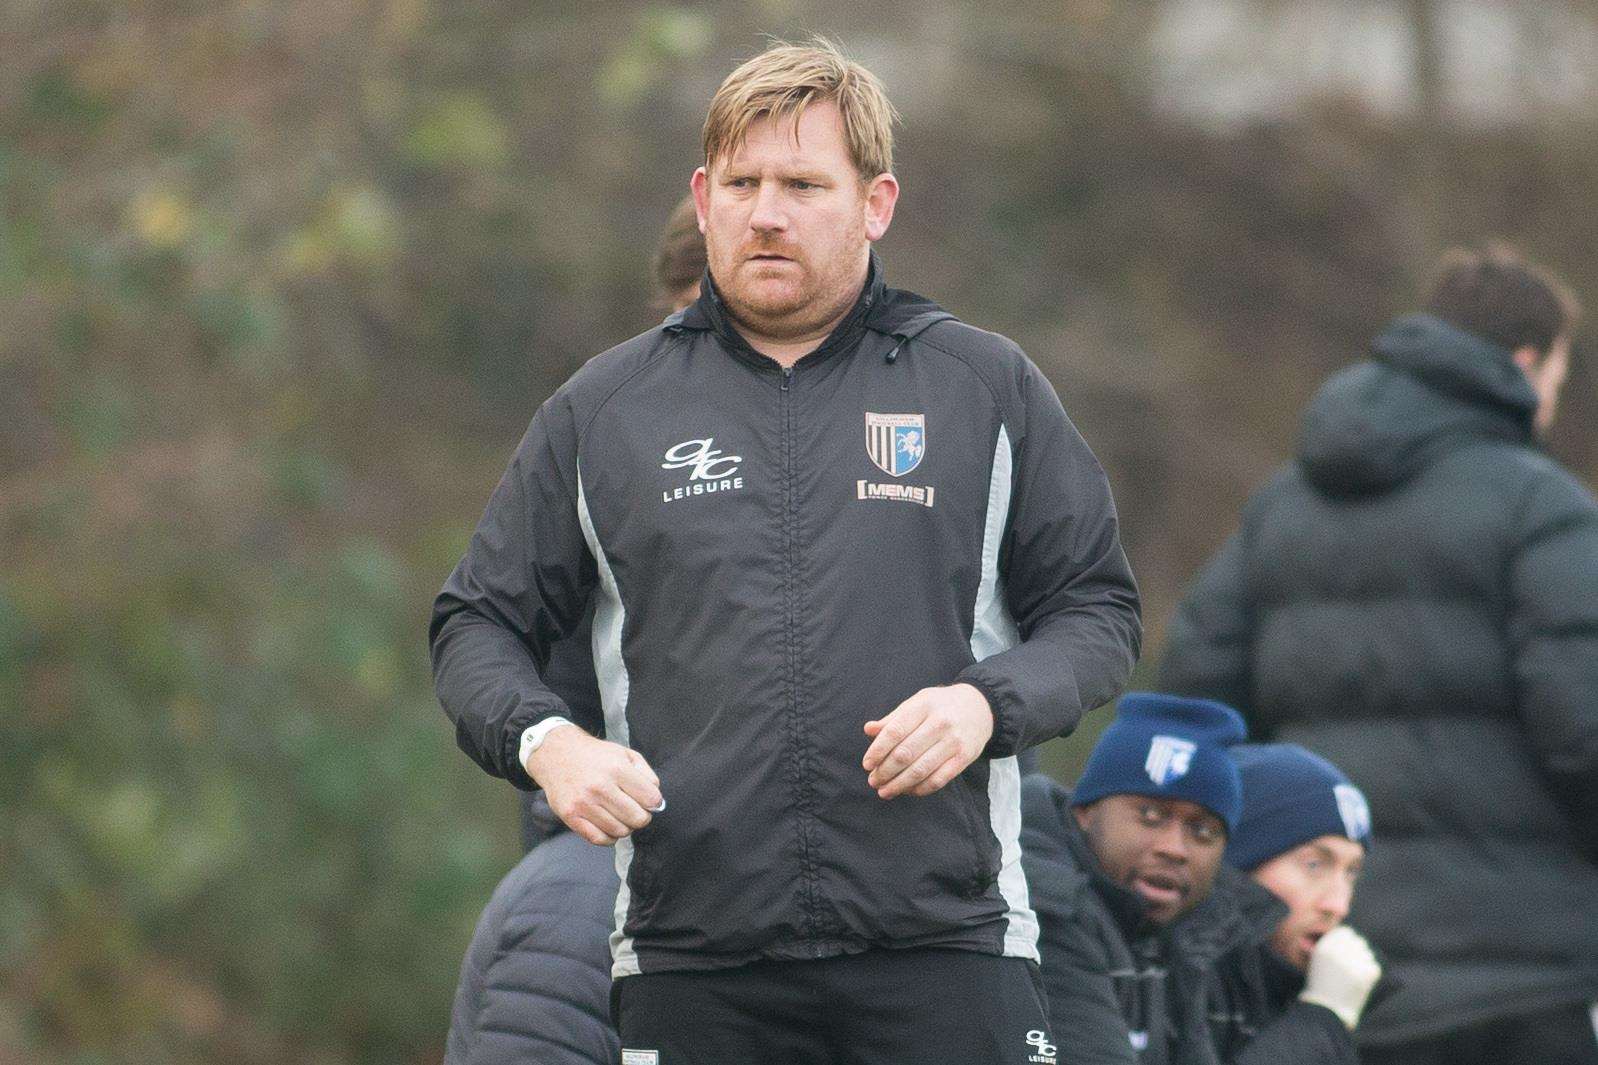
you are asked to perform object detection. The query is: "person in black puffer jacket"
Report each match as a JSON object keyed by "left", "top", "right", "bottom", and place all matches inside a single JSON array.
[
  {"left": 445, "top": 795, "right": 621, "bottom": 1065},
  {"left": 1161, "top": 245, "right": 1598, "bottom": 1065},
  {"left": 448, "top": 197, "right": 708, "bottom": 1065}
]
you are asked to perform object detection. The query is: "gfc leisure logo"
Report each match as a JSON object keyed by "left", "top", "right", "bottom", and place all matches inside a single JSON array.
[
  {"left": 1025, "top": 1028, "right": 1058, "bottom": 1064},
  {"left": 660, "top": 437, "right": 744, "bottom": 504}
]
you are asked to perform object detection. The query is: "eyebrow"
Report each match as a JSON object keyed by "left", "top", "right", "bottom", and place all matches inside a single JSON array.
[{"left": 718, "top": 167, "right": 832, "bottom": 184}]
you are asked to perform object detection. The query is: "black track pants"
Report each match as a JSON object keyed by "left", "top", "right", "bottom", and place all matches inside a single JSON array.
[{"left": 612, "top": 947, "right": 1057, "bottom": 1065}]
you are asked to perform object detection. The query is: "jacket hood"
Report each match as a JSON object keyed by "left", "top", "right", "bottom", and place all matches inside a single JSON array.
[{"left": 1296, "top": 314, "right": 1537, "bottom": 498}]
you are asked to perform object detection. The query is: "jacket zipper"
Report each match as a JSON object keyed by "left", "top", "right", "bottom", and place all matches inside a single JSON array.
[{"left": 780, "top": 365, "right": 823, "bottom": 952}]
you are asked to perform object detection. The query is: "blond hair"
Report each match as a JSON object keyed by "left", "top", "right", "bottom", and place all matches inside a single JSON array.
[{"left": 702, "top": 37, "right": 899, "bottom": 181}]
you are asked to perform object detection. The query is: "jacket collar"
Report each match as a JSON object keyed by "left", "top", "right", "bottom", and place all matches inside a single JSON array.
[{"left": 667, "top": 251, "right": 917, "bottom": 371}]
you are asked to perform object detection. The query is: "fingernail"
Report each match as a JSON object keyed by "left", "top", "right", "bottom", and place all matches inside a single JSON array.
[{"left": 649, "top": 799, "right": 667, "bottom": 813}]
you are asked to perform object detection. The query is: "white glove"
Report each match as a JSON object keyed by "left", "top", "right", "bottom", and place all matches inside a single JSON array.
[{"left": 1300, "top": 925, "right": 1382, "bottom": 1030}]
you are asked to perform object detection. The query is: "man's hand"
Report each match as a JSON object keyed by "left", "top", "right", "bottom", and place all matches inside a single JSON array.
[
  {"left": 862, "top": 683, "right": 995, "bottom": 799},
  {"left": 1300, "top": 925, "right": 1382, "bottom": 1030},
  {"left": 525, "top": 726, "right": 663, "bottom": 846}
]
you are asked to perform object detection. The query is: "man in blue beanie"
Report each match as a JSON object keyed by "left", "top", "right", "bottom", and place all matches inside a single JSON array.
[
  {"left": 1022, "top": 693, "right": 1284, "bottom": 1064},
  {"left": 1208, "top": 744, "right": 1382, "bottom": 1065}
]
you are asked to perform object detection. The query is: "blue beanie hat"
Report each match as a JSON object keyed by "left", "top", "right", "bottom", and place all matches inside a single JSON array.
[
  {"left": 1225, "top": 744, "right": 1373, "bottom": 871},
  {"left": 1073, "top": 693, "right": 1248, "bottom": 831}
]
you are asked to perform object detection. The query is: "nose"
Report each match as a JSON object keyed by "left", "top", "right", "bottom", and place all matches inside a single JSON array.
[
  {"left": 1319, "top": 877, "right": 1353, "bottom": 923},
  {"left": 748, "top": 182, "right": 788, "bottom": 234},
  {"left": 1149, "top": 821, "right": 1189, "bottom": 865}
]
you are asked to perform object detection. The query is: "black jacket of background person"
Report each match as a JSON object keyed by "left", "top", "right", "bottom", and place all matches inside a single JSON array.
[
  {"left": 1020, "top": 775, "right": 1286, "bottom": 1065},
  {"left": 445, "top": 797, "right": 620, "bottom": 1065},
  {"left": 431, "top": 255, "right": 1142, "bottom": 978},
  {"left": 1160, "top": 313, "right": 1598, "bottom": 1044}
]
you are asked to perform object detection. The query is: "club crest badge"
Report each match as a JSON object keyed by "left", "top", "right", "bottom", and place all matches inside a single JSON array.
[
  {"left": 1334, "top": 783, "right": 1371, "bottom": 841},
  {"left": 1145, "top": 735, "right": 1197, "bottom": 786},
  {"left": 865, "top": 412, "right": 926, "bottom": 477}
]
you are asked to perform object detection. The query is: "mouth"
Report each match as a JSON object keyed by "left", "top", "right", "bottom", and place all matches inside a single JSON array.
[
  {"left": 1131, "top": 871, "right": 1187, "bottom": 907},
  {"left": 746, "top": 252, "right": 795, "bottom": 264}
]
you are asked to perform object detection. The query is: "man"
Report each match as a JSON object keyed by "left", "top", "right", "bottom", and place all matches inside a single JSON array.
[
  {"left": 1161, "top": 245, "right": 1598, "bottom": 1064},
  {"left": 1021, "top": 692, "right": 1278, "bottom": 1065},
  {"left": 431, "top": 39, "right": 1141, "bottom": 1063},
  {"left": 446, "top": 201, "right": 707, "bottom": 1065},
  {"left": 1208, "top": 744, "right": 1382, "bottom": 1065}
]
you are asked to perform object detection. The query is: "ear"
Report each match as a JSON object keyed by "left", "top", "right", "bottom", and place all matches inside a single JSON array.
[
  {"left": 863, "top": 172, "right": 899, "bottom": 242},
  {"left": 690, "top": 167, "right": 710, "bottom": 234},
  {"left": 1072, "top": 803, "right": 1093, "bottom": 832}
]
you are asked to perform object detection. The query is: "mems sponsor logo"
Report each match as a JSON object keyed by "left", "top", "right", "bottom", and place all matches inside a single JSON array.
[{"left": 856, "top": 480, "right": 935, "bottom": 508}]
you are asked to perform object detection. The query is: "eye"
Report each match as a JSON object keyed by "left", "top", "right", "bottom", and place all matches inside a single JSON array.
[
  {"left": 792, "top": 180, "right": 817, "bottom": 190},
  {"left": 1138, "top": 804, "right": 1163, "bottom": 825},
  {"left": 1191, "top": 821, "right": 1222, "bottom": 845}
]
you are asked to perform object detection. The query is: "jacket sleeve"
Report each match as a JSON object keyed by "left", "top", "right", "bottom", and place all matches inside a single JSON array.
[
  {"left": 1229, "top": 1002, "right": 1358, "bottom": 1065},
  {"left": 452, "top": 843, "right": 622, "bottom": 1065},
  {"left": 429, "top": 395, "right": 598, "bottom": 790},
  {"left": 1158, "top": 529, "right": 1257, "bottom": 723},
  {"left": 959, "top": 359, "right": 1142, "bottom": 756},
  {"left": 1507, "top": 465, "right": 1598, "bottom": 855}
]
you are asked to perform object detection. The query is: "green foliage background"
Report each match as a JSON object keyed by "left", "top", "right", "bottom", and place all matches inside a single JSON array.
[{"left": 5, "top": 2, "right": 1598, "bottom": 1061}]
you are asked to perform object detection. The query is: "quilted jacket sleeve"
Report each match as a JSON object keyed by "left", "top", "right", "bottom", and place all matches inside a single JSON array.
[{"left": 444, "top": 833, "right": 621, "bottom": 1065}]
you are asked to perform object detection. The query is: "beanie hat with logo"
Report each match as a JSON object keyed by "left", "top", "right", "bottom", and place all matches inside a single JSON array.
[
  {"left": 1072, "top": 692, "right": 1248, "bottom": 832},
  {"left": 1225, "top": 743, "right": 1373, "bottom": 871}
]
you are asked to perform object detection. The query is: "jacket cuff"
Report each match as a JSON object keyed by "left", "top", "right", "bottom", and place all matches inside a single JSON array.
[
  {"left": 959, "top": 670, "right": 1022, "bottom": 758},
  {"left": 502, "top": 704, "right": 572, "bottom": 792}
]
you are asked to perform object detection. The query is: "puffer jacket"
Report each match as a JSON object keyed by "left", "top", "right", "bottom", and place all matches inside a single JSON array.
[
  {"left": 445, "top": 798, "right": 620, "bottom": 1065},
  {"left": 1207, "top": 940, "right": 1360, "bottom": 1065},
  {"left": 1161, "top": 313, "right": 1598, "bottom": 1043}
]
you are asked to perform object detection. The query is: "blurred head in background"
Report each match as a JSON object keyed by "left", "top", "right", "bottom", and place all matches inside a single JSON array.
[
  {"left": 690, "top": 38, "right": 900, "bottom": 345},
  {"left": 654, "top": 194, "right": 707, "bottom": 312},
  {"left": 1426, "top": 244, "right": 1582, "bottom": 434},
  {"left": 1226, "top": 744, "right": 1372, "bottom": 970}
]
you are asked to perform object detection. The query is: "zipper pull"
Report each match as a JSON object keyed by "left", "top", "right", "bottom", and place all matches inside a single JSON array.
[{"left": 781, "top": 366, "right": 793, "bottom": 391}]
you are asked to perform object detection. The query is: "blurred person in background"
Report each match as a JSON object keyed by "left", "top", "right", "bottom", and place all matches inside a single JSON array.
[
  {"left": 1208, "top": 744, "right": 1382, "bottom": 1065},
  {"left": 513, "top": 194, "right": 706, "bottom": 852},
  {"left": 431, "top": 38, "right": 1140, "bottom": 1064},
  {"left": 446, "top": 198, "right": 704, "bottom": 1065},
  {"left": 1020, "top": 692, "right": 1279, "bottom": 1064},
  {"left": 1161, "top": 245, "right": 1598, "bottom": 1065}
]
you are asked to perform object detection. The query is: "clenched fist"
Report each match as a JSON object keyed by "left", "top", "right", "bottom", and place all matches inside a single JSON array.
[
  {"left": 1300, "top": 925, "right": 1382, "bottom": 1030},
  {"left": 525, "top": 725, "right": 664, "bottom": 846},
  {"left": 862, "top": 683, "right": 995, "bottom": 799}
]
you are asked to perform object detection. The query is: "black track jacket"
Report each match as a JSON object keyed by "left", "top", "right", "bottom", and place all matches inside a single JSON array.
[{"left": 431, "top": 257, "right": 1142, "bottom": 977}]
